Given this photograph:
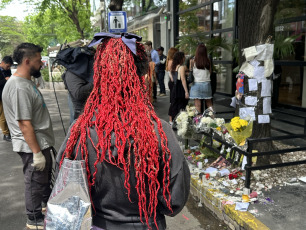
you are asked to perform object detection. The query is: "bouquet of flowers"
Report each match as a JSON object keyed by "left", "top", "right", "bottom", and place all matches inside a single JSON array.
[
  {"left": 175, "top": 105, "right": 196, "bottom": 138},
  {"left": 223, "top": 116, "right": 253, "bottom": 146}
]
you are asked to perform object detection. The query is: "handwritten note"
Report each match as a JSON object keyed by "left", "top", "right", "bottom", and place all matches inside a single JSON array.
[
  {"left": 245, "top": 96, "right": 258, "bottom": 106},
  {"left": 261, "top": 79, "right": 271, "bottom": 97},
  {"left": 240, "top": 62, "right": 254, "bottom": 77},
  {"left": 239, "top": 107, "right": 256, "bottom": 121},
  {"left": 258, "top": 115, "right": 270, "bottom": 124},
  {"left": 256, "top": 44, "right": 274, "bottom": 61},
  {"left": 248, "top": 79, "right": 258, "bottom": 91},
  {"left": 264, "top": 59, "right": 274, "bottom": 77},
  {"left": 249, "top": 60, "right": 260, "bottom": 67},
  {"left": 263, "top": 97, "right": 272, "bottom": 114},
  {"left": 254, "top": 66, "right": 265, "bottom": 81},
  {"left": 244, "top": 46, "right": 258, "bottom": 61}
]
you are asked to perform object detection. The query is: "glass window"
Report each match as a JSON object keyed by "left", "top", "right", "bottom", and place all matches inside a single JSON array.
[
  {"left": 209, "top": 32, "right": 233, "bottom": 61},
  {"left": 274, "top": 21, "right": 305, "bottom": 61},
  {"left": 131, "top": 27, "right": 148, "bottom": 41},
  {"left": 214, "top": 63, "right": 233, "bottom": 94},
  {"left": 179, "top": 5, "right": 211, "bottom": 36},
  {"left": 274, "top": 65, "right": 302, "bottom": 107},
  {"left": 179, "top": 0, "right": 211, "bottom": 11},
  {"left": 275, "top": 0, "right": 306, "bottom": 20},
  {"left": 213, "top": 0, "right": 235, "bottom": 30}
]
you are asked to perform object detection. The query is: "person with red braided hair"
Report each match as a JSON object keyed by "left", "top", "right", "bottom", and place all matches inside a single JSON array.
[{"left": 56, "top": 33, "right": 190, "bottom": 230}]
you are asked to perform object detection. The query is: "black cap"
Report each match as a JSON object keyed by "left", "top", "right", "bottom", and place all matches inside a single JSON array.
[{"left": 157, "top": 46, "right": 164, "bottom": 51}]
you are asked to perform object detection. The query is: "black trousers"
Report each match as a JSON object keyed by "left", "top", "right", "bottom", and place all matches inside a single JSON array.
[
  {"left": 157, "top": 71, "right": 166, "bottom": 94},
  {"left": 18, "top": 147, "right": 53, "bottom": 217}
]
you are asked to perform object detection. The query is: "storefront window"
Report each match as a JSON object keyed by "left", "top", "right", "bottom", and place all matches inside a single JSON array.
[
  {"left": 132, "top": 27, "right": 148, "bottom": 41},
  {"left": 213, "top": 0, "right": 235, "bottom": 30},
  {"left": 179, "top": 5, "right": 211, "bottom": 36},
  {"left": 179, "top": 0, "right": 210, "bottom": 11},
  {"left": 275, "top": 0, "right": 306, "bottom": 20},
  {"left": 274, "top": 65, "right": 302, "bottom": 107},
  {"left": 214, "top": 63, "right": 232, "bottom": 94},
  {"left": 210, "top": 32, "right": 233, "bottom": 61}
]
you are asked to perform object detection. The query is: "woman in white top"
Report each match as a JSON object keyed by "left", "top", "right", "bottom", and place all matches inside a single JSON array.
[{"left": 189, "top": 44, "right": 213, "bottom": 114}]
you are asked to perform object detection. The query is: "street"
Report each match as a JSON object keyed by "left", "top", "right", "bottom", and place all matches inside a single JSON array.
[{"left": 0, "top": 89, "right": 226, "bottom": 230}]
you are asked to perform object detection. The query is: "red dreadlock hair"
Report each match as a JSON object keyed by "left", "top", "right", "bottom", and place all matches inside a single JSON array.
[{"left": 60, "top": 38, "right": 172, "bottom": 229}]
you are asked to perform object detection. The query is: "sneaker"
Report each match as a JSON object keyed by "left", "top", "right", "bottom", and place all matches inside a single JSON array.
[
  {"left": 159, "top": 93, "right": 166, "bottom": 96},
  {"left": 169, "top": 121, "right": 173, "bottom": 127},
  {"left": 3, "top": 134, "right": 11, "bottom": 142},
  {"left": 26, "top": 214, "right": 44, "bottom": 229}
]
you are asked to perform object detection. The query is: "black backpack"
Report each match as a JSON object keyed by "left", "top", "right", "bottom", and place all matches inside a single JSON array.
[{"left": 56, "top": 46, "right": 95, "bottom": 83}]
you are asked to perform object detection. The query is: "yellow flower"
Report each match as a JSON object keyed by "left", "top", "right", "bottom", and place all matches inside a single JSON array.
[
  {"left": 216, "top": 127, "right": 221, "bottom": 131},
  {"left": 239, "top": 119, "right": 248, "bottom": 127}
]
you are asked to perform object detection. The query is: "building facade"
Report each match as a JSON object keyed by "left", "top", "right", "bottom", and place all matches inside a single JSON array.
[{"left": 171, "top": 0, "right": 306, "bottom": 109}]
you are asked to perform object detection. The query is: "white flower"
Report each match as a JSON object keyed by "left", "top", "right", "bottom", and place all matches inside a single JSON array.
[
  {"left": 188, "top": 111, "right": 195, "bottom": 117},
  {"left": 176, "top": 111, "right": 190, "bottom": 137},
  {"left": 215, "top": 118, "right": 225, "bottom": 127},
  {"left": 200, "top": 117, "right": 214, "bottom": 124}
]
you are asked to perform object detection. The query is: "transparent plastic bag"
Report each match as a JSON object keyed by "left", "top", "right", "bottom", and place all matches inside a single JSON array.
[
  {"left": 224, "top": 120, "right": 253, "bottom": 145},
  {"left": 45, "top": 158, "right": 92, "bottom": 230}
]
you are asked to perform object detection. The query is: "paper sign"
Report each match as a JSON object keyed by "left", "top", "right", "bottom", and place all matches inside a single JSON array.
[
  {"left": 245, "top": 96, "right": 258, "bottom": 106},
  {"left": 222, "top": 181, "right": 230, "bottom": 187},
  {"left": 258, "top": 115, "right": 270, "bottom": 124},
  {"left": 230, "top": 96, "right": 237, "bottom": 108},
  {"left": 240, "top": 62, "right": 254, "bottom": 77},
  {"left": 263, "top": 97, "right": 272, "bottom": 114},
  {"left": 248, "top": 79, "right": 258, "bottom": 91},
  {"left": 239, "top": 107, "right": 256, "bottom": 121},
  {"left": 249, "top": 60, "right": 260, "bottom": 67},
  {"left": 254, "top": 66, "right": 265, "bottom": 81},
  {"left": 264, "top": 59, "right": 274, "bottom": 77},
  {"left": 244, "top": 46, "right": 258, "bottom": 61},
  {"left": 256, "top": 44, "right": 274, "bottom": 61},
  {"left": 242, "top": 156, "right": 247, "bottom": 170},
  {"left": 261, "top": 80, "right": 271, "bottom": 97}
]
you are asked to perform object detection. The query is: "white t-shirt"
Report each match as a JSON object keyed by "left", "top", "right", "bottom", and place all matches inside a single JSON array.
[
  {"left": 193, "top": 65, "right": 210, "bottom": 83},
  {"left": 2, "top": 75, "right": 55, "bottom": 153}
]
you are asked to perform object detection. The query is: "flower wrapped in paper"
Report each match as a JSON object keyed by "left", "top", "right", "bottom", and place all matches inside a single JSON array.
[
  {"left": 175, "top": 105, "right": 197, "bottom": 138},
  {"left": 223, "top": 116, "right": 253, "bottom": 146}
]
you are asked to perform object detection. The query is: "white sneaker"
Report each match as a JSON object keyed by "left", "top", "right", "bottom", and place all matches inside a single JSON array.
[{"left": 169, "top": 121, "right": 173, "bottom": 126}]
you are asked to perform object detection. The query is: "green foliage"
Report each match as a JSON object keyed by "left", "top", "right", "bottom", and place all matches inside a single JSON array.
[
  {"left": 274, "top": 34, "right": 300, "bottom": 59},
  {"left": 23, "top": 0, "right": 93, "bottom": 39},
  {"left": 23, "top": 8, "right": 87, "bottom": 55},
  {"left": 0, "top": 0, "right": 13, "bottom": 10},
  {"left": 0, "top": 16, "right": 26, "bottom": 57},
  {"left": 41, "top": 68, "right": 49, "bottom": 81}
]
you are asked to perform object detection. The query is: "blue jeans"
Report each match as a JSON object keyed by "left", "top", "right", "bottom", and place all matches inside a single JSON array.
[{"left": 157, "top": 71, "right": 166, "bottom": 94}]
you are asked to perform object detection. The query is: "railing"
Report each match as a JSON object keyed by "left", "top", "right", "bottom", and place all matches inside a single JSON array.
[{"left": 199, "top": 128, "right": 306, "bottom": 189}]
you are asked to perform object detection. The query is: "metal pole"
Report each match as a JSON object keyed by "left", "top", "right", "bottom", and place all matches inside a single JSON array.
[{"left": 245, "top": 141, "right": 253, "bottom": 189}]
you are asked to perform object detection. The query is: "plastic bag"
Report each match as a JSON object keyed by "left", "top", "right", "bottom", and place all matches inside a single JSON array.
[
  {"left": 45, "top": 158, "right": 92, "bottom": 230},
  {"left": 224, "top": 120, "right": 253, "bottom": 145}
]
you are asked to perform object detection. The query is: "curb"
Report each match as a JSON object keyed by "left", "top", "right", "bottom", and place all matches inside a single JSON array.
[{"left": 190, "top": 176, "right": 269, "bottom": 230}]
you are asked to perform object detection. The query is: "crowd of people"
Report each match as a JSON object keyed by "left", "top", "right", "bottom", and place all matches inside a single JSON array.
[{"left": 0, "top": 35, "right": 215, "bottom": 229}]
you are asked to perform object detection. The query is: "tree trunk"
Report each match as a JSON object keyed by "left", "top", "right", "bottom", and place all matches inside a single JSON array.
[
  {"left": 109, "top": 0, "right": 124, "bottom": 11},
  {"left": 238, "top": 0, "right": 281, "bottom": 165}
]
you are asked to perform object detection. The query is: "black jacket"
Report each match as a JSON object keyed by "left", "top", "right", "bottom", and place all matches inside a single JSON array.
[
  {"left": 62, "top": 70, "right": 93, "bottom": 118},
  {"left": 0, "top": 69, "right": 8, "bottom": 101},
  {"left": 57, "top": 119, "right": 190, "bottom": 230}
]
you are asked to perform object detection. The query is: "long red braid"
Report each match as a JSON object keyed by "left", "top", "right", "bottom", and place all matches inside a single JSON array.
[{"left": 60, "top": 38, "right": 172, "bottom": 229}]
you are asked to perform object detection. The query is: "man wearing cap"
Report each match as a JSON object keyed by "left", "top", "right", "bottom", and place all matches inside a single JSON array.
[{"left": 157, "top": 46, "right": 167, "bottom": 96}]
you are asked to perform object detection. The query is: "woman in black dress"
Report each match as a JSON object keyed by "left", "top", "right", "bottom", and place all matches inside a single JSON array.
[{"left": 168, "top": 52, "right": 189, "bottom": 121}]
